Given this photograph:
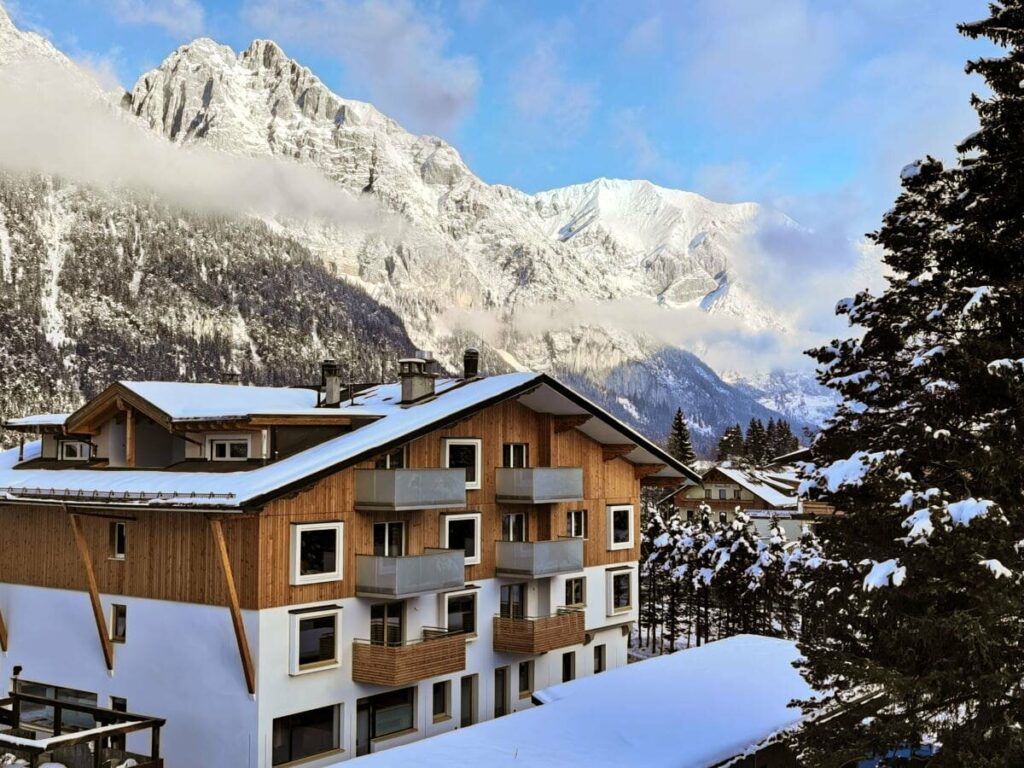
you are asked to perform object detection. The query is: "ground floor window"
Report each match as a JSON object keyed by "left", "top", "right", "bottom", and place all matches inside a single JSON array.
[
  {"left": 271, "top": 705, "right": 339, "bottom": 766},
  {"left": 357, "top": 687, "right": 415, "bottom": 755},
  {"left": 518, "top": 660, "right": 534, "bottom": 698},
  {"left": 594, "top": 644, "right": 607, "bottom": 673},
  {"left": 432, "top": 680, "right": 451, "bottom": 722},
  {"left": 562, "top": 651, "right": 576, "bottom": 682}
]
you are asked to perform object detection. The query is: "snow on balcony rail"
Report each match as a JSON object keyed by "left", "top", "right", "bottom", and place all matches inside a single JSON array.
[{"left": 0, "top": 486, "right": 236, "bottom": 501}]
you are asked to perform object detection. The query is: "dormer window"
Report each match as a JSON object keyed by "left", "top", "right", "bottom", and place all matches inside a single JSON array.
[
  {"left": 209, "top": 437, "right": 250, "bottom": 461},
  {"left": 60, "top": 441, "right": 91, "bottom": 461}
]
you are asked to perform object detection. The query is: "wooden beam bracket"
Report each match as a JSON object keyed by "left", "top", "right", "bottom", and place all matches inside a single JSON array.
[
  {"left": 209, "top": 517, "right": 256, "bottom": 695},
  {"left": 634, "top": 463, "right": 666, "bottom": 480},
  {"left": 0, "top": 604, "right": 8, "bottom": 653},
  {"left": 553, "top": 414, "right": 591, "bottom": 434},
  {"left": 602, "top": 443, "right": 636, "bottom": 462},
  {"left": 67, "top": 512, "right": 114, "bottom": 672}
]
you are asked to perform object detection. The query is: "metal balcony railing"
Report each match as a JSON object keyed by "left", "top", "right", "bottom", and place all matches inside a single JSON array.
[
  {"left": 495, "top": 467, "right": 584, "bottom": 504},
  {"left": 495, "top": 537, "right": 584, "bottom": 577},
  {"left": 354, "top": 468, "right": 467, "bottom": 511},
  {"left": 355, "top": 549, "right": 465, "bottom": 598}
]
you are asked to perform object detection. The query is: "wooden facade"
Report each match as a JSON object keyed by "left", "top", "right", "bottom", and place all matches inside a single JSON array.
[{"left": 0, "top": 399, "right": 643, "bottom": 611}]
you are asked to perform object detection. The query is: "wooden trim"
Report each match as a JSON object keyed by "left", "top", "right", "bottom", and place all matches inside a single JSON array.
[
  {"left": 0, "top": 604, "right": 8, "bottom": 653},
  {"left": 602, "top": 444, "right": 636, "bottom": 462},
  {"left": 67, "top": 383, "right": 172, "bottom": 435},
  {"left": 553, "top": 414, "right": 590, "bottom": 433},
  {"left": 68, "top": 512, "right": 115, "bottom": 671},
  {"left": 634, "top": 463, "right": 665, "bottom": 480},
  {"left": 125, "top": 408, "right": 135, "bottom": 468},
  {"left": 208, "top": 517, "right": 256, "bottom": 695}
]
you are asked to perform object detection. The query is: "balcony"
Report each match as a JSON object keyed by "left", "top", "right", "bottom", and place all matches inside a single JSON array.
[
  {"left": 492, "top": 608, "right": 585, "bottom": 654},
  {"left": 495, "top": 538, "right": 584, "bottom": 578},
  {"left": 495, "top": 467, "right": 584, "bottom": 504},
  {"left": 352, "top": 629, "right": 467, "bottom": 686},
  {"left": 355, "top": 549, "right": 465, "bottom": 599},
  {"left": 354, "top": 468, "right": 467, "bottom": 512}
]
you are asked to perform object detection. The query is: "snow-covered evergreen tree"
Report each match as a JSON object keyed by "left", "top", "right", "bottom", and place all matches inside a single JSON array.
[
  {"left": 666, "top": 407, "right": 697, "bottom": 466},
  {"left": 796, "top": 5, "right": 1024, "bottom": 762},
  {"left": 716, "top": 424, "right": 745, "bottom": 461}
]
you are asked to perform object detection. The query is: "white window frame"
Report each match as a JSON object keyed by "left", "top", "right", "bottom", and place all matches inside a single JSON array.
[
  {"left": 206, "top": 434, "right": 253, "bottom": 462},
  {"left": 289, "top": 606, "right": 342, "bottom": 676},
  {"left": 606, "top": 504, "right": 634, "bottom": 550},
  {"left": 290, "top": 522, "right": 344, "bottom": 586},
  {"left": 60, "top": 441, "right": 91, "bottom": 461},
  {"left": 605, "top": 568, "right": 634, "bottom": 616},
  {"left": 373, "top": 520, "right": 406, "bottom": 557},
  {"left": 441, "top": 513, "right": 481, "bottom": 566},
  {"left": 440, "top": 588, "right": 479, "bottom": 638},
  {"left": 375, "top": 445, "right": 407, "bottom": 469},
  {"left": 502, "top": 443, "right": 529, "bottom": 468},
  {"left": 501, "top": 511, "right": 526, "bottom": 542},
  {"left": 110, "top": 521, "right": 127, "bottom": 560},
  {"left": 567, "top": 509, "right": 587, "bottom": 539},
  {"left": 442, "top": 438, "right": 482, "bottom": 490}
]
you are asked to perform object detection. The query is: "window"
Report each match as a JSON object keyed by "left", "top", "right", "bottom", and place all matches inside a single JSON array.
[
  {"left": 289, "top": 607, "right": 340, "bottom": 675},
  {"left": 494, "top": 666, "right": 510, "bottom": 718},
  {"left": 443, "top": 438, "right": 482, "bottom": 490},
  {"left": 373, "top": 522, "right": 405, "bottom": 557},
  {"left": 733, "top": 489, "right": 742, "bottom": 500},
  {"left": 502, "top": 443, "right": 528, "bottom": 468},
  {"left": 432, "top": 681, "right": 450, "bottom": 722},
  {"left": 460, "top": 675, "right": 477, "bottom": 728},
  {"left": 290, "top": 522, "right": 343, "bottom": 585},
  {"left": 109, "top": 521, "right": 127, "bottom": 560},
  {"left": 15, "top": 681, "right": 97, "bottom": 733},
  {"left": 110, "top": 697, "right": 127, "bottom": 751},
  {"left": 607, "top": 504, "right": 634, "bottom": 550},
  {"left": 562, "top": 651, "right": 576, "bottom": 683},
  {"left": 565, "top": 576, "right": 585, "bottom": 607},
  {"left": 606, "top": 568, "right": 634, "bottom": 616},
  {"left": 501, "top": 512, "right": 526, "bottom": 542},
  {"left": 703, "top": 488, "right": 711, "bottom": 499},
  {"left": 374, "top": 446, "right": 406, "bottom": 469},
  {"left": 209, "top": 437, "right": 250, "bottom": 461},
  {"left": 60, "top": 441, "right": 90, "bottom": 461},
  {"left": 442, "top": 513, "right": 481, "bottom": 565},
  {"left": 272, "top": 705, "right": 339, "bottom": 765},
  {"left": 370, "top": 602, "right": 404, "bottom": 646},
  {"left": 500, "top": 583, "right": 526, "bottom": 619},
  {"left": 719, "top": 511, "right": 728, "bottom": 524},
  {"left": 445, "top": 591, "right": 477, "bottom": 636},
  {"left": 718, "top": 488, "right": 727, "bottom": 500},
  {"left": 357, "top": 690, "right": 413, "bottom": 755},
  {"left": 518, "top": 661, "right": 533, "bottom": 698},
  {"left": 594, "top": 644, "right": 607, "bottom": 674},
  {"left": 567, "top": 509, "right": 587, "bottom": 538},
  {"left": 110, "top": 604, "right": 127, "bottom": 643}
]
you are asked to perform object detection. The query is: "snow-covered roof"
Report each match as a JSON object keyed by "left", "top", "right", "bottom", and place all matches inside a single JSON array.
[
  {"left": 0, "top": 372, "right": 700, "bottom": 510},
  {"left": 120, "top": 381, "right": 321, "bottom": 420},
  {"left": 712, "top": 464, "right": 798, "bottom": 509},
  {"left": 3, "top": 413, "right": 69, "bottom": 427},
  {"left": 346, "top": 635, "right": 813, "bottom": 768}
]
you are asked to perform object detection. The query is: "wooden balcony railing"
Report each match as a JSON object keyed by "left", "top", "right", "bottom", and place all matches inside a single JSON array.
[
  {"left": 352, "top": 628, "right": 467, "bottom": 686},
  {"left": 492, "top": 607, "right": 585, "bottom": 654}
]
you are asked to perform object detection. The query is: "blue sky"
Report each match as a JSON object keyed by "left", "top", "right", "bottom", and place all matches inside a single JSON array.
[{"left": 6, "top": 0, "right": 994, "bottom": 235}]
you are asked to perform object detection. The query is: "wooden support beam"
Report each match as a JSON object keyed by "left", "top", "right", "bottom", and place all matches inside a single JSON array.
[
  {"left": 0, "top": 604, "right": 8, "bottom": 653},
  {"left": 68, "top": 513, "right": 114, "bottom": 672},
  {"left": 125, "top": 408, "right": 135, "bottom": 468},
  {"left": 602, "top": 443, "right": 636, "bottom": 462},
  {"left": 634, "top": 463, "right": 666, "bottom": 480},
  {"left": 209, "top": 517, "right": 256, "bottom": 695},
  {"left": 553, "top": 414, "right": 591, "bottom": 434}
]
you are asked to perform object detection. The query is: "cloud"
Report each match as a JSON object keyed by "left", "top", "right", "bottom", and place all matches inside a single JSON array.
[
  {"left": 243, "top": 0, "right": 479, "bottom": 136},
  {"left": 621, "top": 16, "right": 663, "bottom": 57},
  {"left": 0, "top": 53, "right": 403, "bottom": 237},
  {"left": 508, "top": 33, "right": 596, "bottom": 137},
  {"left": 609, "top": 108, "right": 682, "bottom": 183},
  {"left": 107, "top": 0, "right": 205, "bottom": 37},
  {"left": 72, "top": 49, "right": 125, "bottom": 92}
]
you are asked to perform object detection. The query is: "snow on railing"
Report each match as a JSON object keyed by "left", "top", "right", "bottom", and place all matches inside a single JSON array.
[{"left": 0, "top": 487, "right": 236, "bottom": 501}]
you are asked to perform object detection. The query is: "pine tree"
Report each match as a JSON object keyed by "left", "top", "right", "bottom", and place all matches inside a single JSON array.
[
  {"left": 716, "top": 424, "right": 745, "bottom": 461},
  {"left": 744, "top": 418, "right": 768, "bottom": 466},
  {"left": 796, "top": 6, "right": 1024, "bottom": 763},
  {"left": 666, "top": 407, "right": 697, "bottom": 466}
]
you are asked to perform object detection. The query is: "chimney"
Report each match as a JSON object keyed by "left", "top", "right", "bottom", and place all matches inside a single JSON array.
[
  {"left": 463, "top": 348, "right": 480, "bottom": 379},
  {"left": 321, "top": 359, "right": 342, "bottom": 406},
  {"left": 221, "top": 369, "right": 241, "bottom": 385},
  {"left": 399, "top": 356, "right": 436, "bottom": 404}
]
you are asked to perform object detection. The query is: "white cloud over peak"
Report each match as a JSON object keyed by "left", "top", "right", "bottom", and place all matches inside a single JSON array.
[
  {"left": 508, "top": 32, "right": 596, "bottom": 139},
  {"left": 244, "top": 0, "right": 479, "bottom": 136},
  {"left": 108, "top": 0, "right": 205, "bottom": 37}
]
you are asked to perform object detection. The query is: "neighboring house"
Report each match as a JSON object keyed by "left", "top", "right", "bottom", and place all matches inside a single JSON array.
[
  {"left": 343, "top": 634, "right": 813, "bottom": 768},
  {"left": 0, "top": 351, "right": 698, "bottom": 768},
  {"left": 664, "top": 458, "right": 834, "bottom": 539}
]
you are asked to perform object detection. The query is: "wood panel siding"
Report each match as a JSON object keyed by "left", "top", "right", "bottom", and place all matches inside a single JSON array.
[
  {"left": 492, "top": 609, "right": 585, "bottom": 654},
  {"left": 350, "top": 634, "right": 467, "bottom": 686}
]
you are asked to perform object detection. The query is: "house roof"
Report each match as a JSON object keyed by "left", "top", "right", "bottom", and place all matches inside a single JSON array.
[
  {"left": 345, "top": 635, "right": 813, "bottom": 768},
  {"left": 710, "top": 464, "right": 798, "bottom": 509},
  {"left": 0, "top": 372, "right": 700, "bottom": 511}
]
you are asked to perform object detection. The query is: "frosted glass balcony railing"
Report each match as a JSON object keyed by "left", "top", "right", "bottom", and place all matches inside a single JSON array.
[
  {"left": 495, "top": 538, "right": 584, "bottom": 578},
  {"left": 356, "top": 549, "right": 466, "bottom": 598},
  {"left": 494, "top": 468, "right": 584, "bottom": 504},
  {"left": 354, "top": 468, "right": 467, "bottom": 512}
]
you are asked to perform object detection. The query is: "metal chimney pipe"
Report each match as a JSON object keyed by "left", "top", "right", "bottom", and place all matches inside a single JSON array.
[
  {"left": 463, "top": 348, "right": 480, "bottom": 379},
  {"left": 322, "top": 359, "right": 342, "bottom": 406}
]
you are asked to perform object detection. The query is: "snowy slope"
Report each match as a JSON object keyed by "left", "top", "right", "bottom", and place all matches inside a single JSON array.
[{"left": 0, "top": 10, "right": 828, "bottom": 451}]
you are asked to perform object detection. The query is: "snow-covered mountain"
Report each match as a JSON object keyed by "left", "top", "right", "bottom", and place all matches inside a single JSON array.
[{"left": 0, "top": 9, "right": 831, "bottom": 453}]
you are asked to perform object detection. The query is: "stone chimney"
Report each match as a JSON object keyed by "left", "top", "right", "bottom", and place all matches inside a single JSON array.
[
  {"left": 321, "top": 359, "right": 342, "bottom": 406},
  {"left": 221, "top": 369, "right": 241, "bottom": 385},
  {"left": 400, "top": 356, "right": 436, "bottom": 404},
  {"left": 463, "top": 348, "right": 480, "bottom": 379}
]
